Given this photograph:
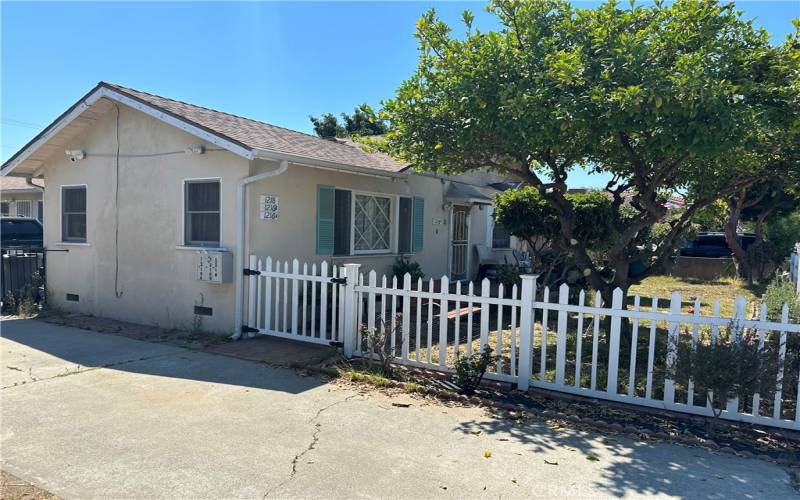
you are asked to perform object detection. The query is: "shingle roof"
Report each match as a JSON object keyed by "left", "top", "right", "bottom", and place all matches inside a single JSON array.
[
  {"left": 0, "top": 176, "right": 44, "bottom": 191},
  {"left": 103, "top": 83, "right": 406, "bottom": 173}
]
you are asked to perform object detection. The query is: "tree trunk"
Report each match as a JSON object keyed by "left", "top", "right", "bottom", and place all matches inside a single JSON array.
[{"left": 725, "top": 194, "right": 750, "bottom": 281}]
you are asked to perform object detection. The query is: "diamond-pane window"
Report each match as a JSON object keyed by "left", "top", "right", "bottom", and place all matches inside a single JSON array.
[{"left": 353, "top": 194, "right": 391, "bottom": 252}]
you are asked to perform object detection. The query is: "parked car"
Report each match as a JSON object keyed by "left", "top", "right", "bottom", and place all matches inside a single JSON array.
[
  {"left": 679, "top": 232, "right": 756, "bottom": 258},
  {"left": 1, "top": 217, "right": 43, "bottom": 253}
]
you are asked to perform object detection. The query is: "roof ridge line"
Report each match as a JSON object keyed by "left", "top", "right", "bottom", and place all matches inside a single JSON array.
[{"left": 102, "top": 82, "right": 377, "bottom": 155}]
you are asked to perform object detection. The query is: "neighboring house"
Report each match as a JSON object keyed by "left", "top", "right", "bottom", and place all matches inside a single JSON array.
[
  {"left": 0, "top": 176, "right": 44, "bottom": 221},
  {"left": 0, "top": 82, "right": 518, "bottom": 332}
]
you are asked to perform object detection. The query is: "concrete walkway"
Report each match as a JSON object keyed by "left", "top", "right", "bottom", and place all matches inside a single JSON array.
[{"left": 1, "top": 319, "right": 796, "bottom": 499}]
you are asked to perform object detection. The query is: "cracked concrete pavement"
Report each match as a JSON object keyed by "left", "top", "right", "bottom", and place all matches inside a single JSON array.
[{"left": 2, "top": 319, "right": 798, "bottom": 499}]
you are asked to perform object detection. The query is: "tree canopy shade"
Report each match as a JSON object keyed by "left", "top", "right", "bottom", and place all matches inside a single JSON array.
[
  {"left": 382, "top": 0, "right": 798, "bottom": 303},
  {"left": 310, "top": 104, "right": 388, "bottom": 138}
]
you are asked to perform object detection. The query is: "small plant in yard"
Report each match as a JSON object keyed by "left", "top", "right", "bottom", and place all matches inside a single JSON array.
[
  {"left": 664, "top": 321, "right": 790, "bottom": 437},
  {"left": 762, "top": 272, "right": 800, "bottom": 322},
  {"left": 360, "top": 314, "right": 401, "bottom": 376},
  {"left": 17, "top": 297, "right": 38, "bottom": 318},
  {"left": 452, "top": 346, "right": 497, "bottom": 396},
  {"left": 343, "top": 369, "right": 393, "bottom": 388},
  {"left": 495, "top": 264, "right": 521, "bottom": 290},
  {"left": 391, "top": 256, "right": 424, "bottom": 282}
]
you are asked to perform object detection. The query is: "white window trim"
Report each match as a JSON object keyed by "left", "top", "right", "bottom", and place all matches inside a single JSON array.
[
  {"left": 181, "top": 177, "right": 222, "bottom": 249},
  {"left": 350, "top": 190, "right": 394, "bottom": 255},
  {"left": 60, "top": 184, "right": 88, "bottom": 244}
]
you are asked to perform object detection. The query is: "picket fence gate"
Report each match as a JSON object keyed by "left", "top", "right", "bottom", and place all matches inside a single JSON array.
[{"left": 244, "top": 255, "right": 800, "bottom": 431}]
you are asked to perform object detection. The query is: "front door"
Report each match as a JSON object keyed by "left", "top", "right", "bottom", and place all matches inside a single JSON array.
[{"left": 450, "top": 205, "right": 470, "bottom": 281}]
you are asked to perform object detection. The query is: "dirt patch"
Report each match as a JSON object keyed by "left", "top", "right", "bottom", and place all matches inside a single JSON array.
[
  {"left": 0, "top": 471, "right": 57, "bottom": 500},
  {"left": 33, "top": 311, "right": 230, "bottom": 349}
]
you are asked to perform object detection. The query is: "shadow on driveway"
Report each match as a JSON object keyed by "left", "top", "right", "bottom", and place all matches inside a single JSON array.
[
  {"left": 1, "top": 318, "right": 327, "bottom": 395},
  {"left": 453, "top": 405, "right": 794, "bottom": 498}
]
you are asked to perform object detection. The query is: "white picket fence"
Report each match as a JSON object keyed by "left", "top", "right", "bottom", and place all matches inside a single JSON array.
[
  {"left": 245, "top": 255, "right": 347, "bottom": 346},
  {"left": 790, "top": 243, "right": 800, "bottom": 295},
  {"left": 244, "top": 255, "right": 800, "bottom": 430}
]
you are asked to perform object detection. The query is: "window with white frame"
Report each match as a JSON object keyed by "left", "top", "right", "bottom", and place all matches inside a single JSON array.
[
  {"left": 16, "top": 200, "right": 31, "bottom": 218},
  {"left": 184, "top": 179, "right": 220, "bottom": 247},
  {"left": 352, "top": 194, "right": 392, "bottom": 253},
  {"left": 62, "top": 186, "right": 87, "bottom": 242},
  {"left": 317, "top": 185, "right": 423, "bottom": 256}
]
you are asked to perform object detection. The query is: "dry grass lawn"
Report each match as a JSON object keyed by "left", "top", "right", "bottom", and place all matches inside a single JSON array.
[{"left": 629, "top": 275, "right": 759, "bottom": 318}]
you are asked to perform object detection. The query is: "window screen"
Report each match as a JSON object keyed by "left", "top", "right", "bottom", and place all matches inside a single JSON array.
[
  {"left": 184, "top": 180, "right": 220, "bottom": 247},
  {"left": 492, "top": 222, "right": 511, "bottom": 249},
  {"left": 62, "top": 186, "right": 87, "bottom": 242},
  {"left": 0, "top": 202, "right": 9, "bottom": 216}
]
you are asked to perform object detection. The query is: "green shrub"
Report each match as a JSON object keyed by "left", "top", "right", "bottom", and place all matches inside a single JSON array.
[
  {"left": 495, "top": 264, "right": 521, "bottom": 290},
  {"left": 762, "top": 273, "right": 800, "bottom": 322},
  {"left": 391, "top": 256, "right": 424, "bottom": 282},
  {"left": 17, "top": 297, "right": 38, "bottom": 318},
  {"left": 665, "top": 323, "right": 790, "bottom": 436},
  {"left": 452, "top": 346, "right": 497, "bottom": 396}
]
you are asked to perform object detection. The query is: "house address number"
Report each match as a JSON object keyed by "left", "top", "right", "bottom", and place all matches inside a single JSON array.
[{"left": 259, "top": 194, "right": 279, "bottom": 220}]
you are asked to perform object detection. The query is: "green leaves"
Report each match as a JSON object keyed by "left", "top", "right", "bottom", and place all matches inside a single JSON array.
[{"left": 382, "top": 0, "right": 796, "bottom": 294}]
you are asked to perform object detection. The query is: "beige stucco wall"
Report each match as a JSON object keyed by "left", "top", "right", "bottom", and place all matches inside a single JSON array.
[
  {"left": 35, "top": 100, "right": 516, "bottom": 333},
  {"left": 245, "top": 161, "right": 502, "bottom": 281},
  {"left": 42, "top": 102, "right": 249, "bottom": 333}
]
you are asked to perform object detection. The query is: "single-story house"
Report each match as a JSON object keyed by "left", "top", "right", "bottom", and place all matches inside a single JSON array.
[
  {"left": 0, "top": 176, "right": 44, "bottom": 221},
  {"left": 0, "top": 82, "right": 520, "bottom": 333}
]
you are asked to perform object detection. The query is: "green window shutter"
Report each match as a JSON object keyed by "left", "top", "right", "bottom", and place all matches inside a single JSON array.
[
  {"left": 412, "top": 196, "right": 424, "bottom": 252},
  {"left": 316, "top": 185, "right": 336, "bottom": 254}
]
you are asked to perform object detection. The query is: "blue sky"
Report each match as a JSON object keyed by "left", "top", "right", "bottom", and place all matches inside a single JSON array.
[{"left": 2, "top": 1, "right": 798, "bottom": 188}]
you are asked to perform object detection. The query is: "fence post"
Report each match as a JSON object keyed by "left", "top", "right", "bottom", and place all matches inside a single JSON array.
[
  {"left": 247, "top": 254, "right": 257, "bottom": 335},
  {"left": 341, "top": 263, "right": 361, "bottom": 358},
  {"left": 664, "top": 291, "right": 681, "bottom": 406},
  {"left": 517, "top": 275, "right": 538, "bottom": 391},
  {"left": 606, "top": 288, "right": 624, "bottom": 394}
]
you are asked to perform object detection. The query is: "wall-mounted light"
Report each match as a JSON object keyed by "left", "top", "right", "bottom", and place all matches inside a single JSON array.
[
  {"left": 65, "top": 150, "right": 85, "bottom": 162},
  {"left": 184, "top": 145, "right": 205, "bottom": 155}
]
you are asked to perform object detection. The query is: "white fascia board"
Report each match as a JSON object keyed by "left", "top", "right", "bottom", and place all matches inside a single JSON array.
[
  {"left": 252, "top": 149, "right": 405, "bottom": 180},
  {"left": 0, "top": 91, "right": 103, "bottom": 177},
  {"left": 1, "top": 86, "right": 254, "bottom": 178}
]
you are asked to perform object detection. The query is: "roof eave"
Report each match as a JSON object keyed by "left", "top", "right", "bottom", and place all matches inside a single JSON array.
[
  {"left": 252, "top": 149, "right": 406, "bottom": 179},
  {"left": 0, "top": 83, "right": 255, "bottom": 177}
]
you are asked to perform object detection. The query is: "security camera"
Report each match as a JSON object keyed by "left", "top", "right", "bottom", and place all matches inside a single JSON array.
[{"left": 65, "top": 150, "right": 85, "bottom": 162}]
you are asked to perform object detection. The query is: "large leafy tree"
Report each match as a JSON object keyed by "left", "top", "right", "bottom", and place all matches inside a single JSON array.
[
  {"left": 717, "top": 27, "right": 800, "bottom": 280},
  {"left": 310, "top": 104, "right": 388, "bottom": 138},
  {"left": 382, "top": 0, "right": 795, "bottom": 304}
]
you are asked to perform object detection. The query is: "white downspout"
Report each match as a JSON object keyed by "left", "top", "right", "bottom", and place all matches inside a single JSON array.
[{"left": 232, "top": 159, "right": 289, "bottom": 339}]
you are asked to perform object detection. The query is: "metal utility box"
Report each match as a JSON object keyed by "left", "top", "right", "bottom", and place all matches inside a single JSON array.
[{"left": 195, "top": 250, "right": 232, "bottom": 284}]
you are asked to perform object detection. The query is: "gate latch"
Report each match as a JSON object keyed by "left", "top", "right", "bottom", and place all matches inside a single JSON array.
[
  {"left": 243, "top": 268, "right": 260, "bottom": 276},
  {"left": 330, "top": 277, "right": 347, "bottom": 285}
]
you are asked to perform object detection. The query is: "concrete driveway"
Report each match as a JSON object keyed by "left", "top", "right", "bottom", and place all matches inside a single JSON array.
[{"left": 1, "top": 319, "right": 796, "bottom": 499}]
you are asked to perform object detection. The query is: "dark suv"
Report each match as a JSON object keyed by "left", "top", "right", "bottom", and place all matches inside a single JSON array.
[
  {"left": 1, "top": 217, "right": 43, "bottom": 252},
  {"left": 679, "top": 232, "right": 755, "bottom": 258}
]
